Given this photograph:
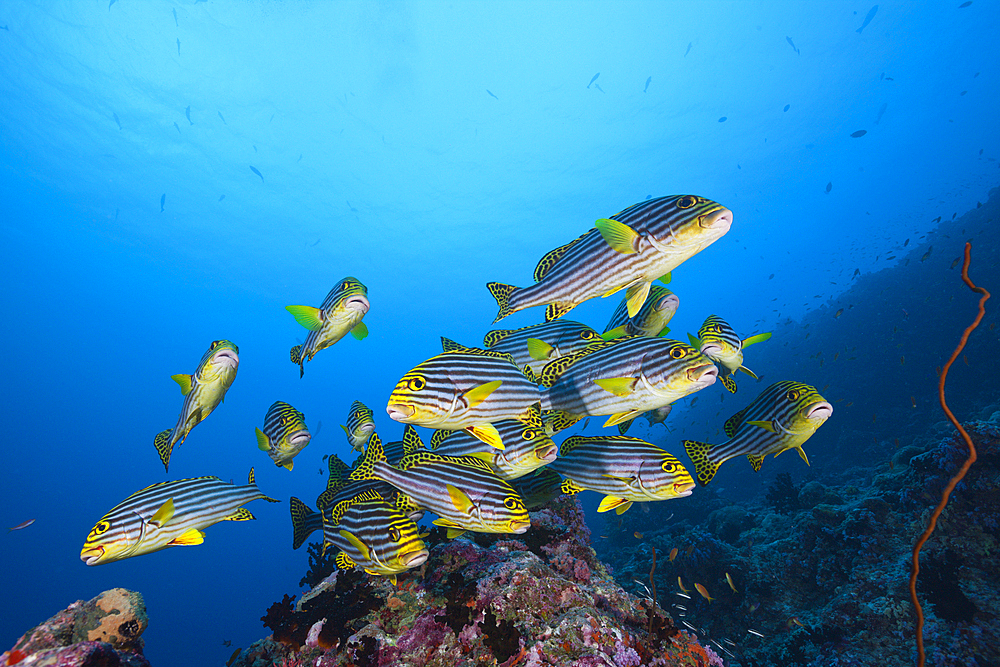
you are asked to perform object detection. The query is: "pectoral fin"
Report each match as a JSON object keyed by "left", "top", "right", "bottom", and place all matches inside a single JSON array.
[
  {"left": 658, "top": 273, "right": 672, "bottom": 285},
  {"left": 746, "top": 420, "right": 777, "bottom": 433},
  {"left": 738, "top": 365, "right": 759, "bottom": 379},
  {"left": 603, "top": 410, "right": 640, "bottom": 427},
  {"left": 625, "top": 281, "right": 651, "bottom": 318},
  {"left": 467, "top": 422, "right": 505, "bottom": 450},
  {"left": 463, "top": 380, "right": 502, "bottom": 408},
  {"left": 255, "top": 428, "right": 271, "bottom": 451},
  {"left": 594, "top": 377, "right": 637, "bottom": 397},
  {"left": 597, "top": 495, "right": 631, "bottom": 513},
  {"left": 526, "top": 338, "right": 554, "bottom": 361},
  {"left": 285, "top": 305, "right": 324, "bottom": 331},
  {"left": 595, "top": 218, "right": 639, "bottom": 254},
  {"left": 601, "top": 325, "right": 628, "bottom": 341},
  {"left": 446, "top": 483, "right": 475, "bottom": 516},
  {"left": 171, "top": 374, "right": 193, "bottom": 395},
  {"left": 169, "top": 528, "right": 205, "bottom": 546},
  {"left": 350, "top": 321, "right": 369, "bottom": 340},
  {"left": 148, "top": 498, "right": 175, "bottom": 529},
  {"left": 340, "top": 529, "right": 371, "bottom": 561},
  {"left": 742, "top": 332, "right": 772, "bottom": 347}
]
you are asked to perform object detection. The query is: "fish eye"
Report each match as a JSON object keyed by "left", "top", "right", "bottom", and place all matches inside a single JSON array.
[
  {"left": 94, "top": 521, "right": 110, "bottom": 535},
  {"left": 504, "top": 496, "right": 524, "bottom": 511},
  {"left": 581, "top": 331, "right": 598, "bottom": 339},
  {"left": 786, "top": 390, "right": 800, "bottom": 401},
  {"left": 676, "top": 196, "right": 698, "bottom": 209},
  {"left": 342, "top": 281, "right": 350, "bottom": 290},
  {"left": 210, "top": 340, "right": 221, "bottom": 349},
  {"left": 407, "top": 376, "right": 426, "bottom": 391},
  {"left": 669, "top": 346, "right": 687, "bottom": 359},
  {"left": 522, "top": 429, "right": 536, "bottom": 440},
  {"left": 662, "top": 462, "right": 677, "bottom": 473},
  {"left": 388, "top": 527, "right": 401, "bottom": 542}
]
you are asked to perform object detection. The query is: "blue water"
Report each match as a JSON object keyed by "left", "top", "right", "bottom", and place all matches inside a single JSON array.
[{"left": 1, "top": 2, "right": 997, "bottom": 665}]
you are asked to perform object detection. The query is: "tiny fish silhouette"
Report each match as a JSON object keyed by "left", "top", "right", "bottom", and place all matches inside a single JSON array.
[
  {"left": 594, "top": 83, "right": 605, "bottom": 93},
  {"left": 825, "top": 182, "right": 832, "bottom": 193},
  {"left": 786, "top": 36, "right": 800, "bottom": 54},
  {"left": 185, "top": 106, "right": 193, "bottom": 125},
  {"left": 875, "top": 102, "right": 887, "bottom": 125},
  {"left": 9, "top": 519, "right": 35, "bottom": 532},
  {"left": 347, "top": 200, "right": 358, "bottom": 212},
  {"left": 218, "top": 194, "right": 225, "bottom": 202},
  {"left": 850, "top": 130, "right": 867, "bottom": 138},
  {"left": 249, "top": 165, "right": 263, "bottom": 182},
  {"left": 297, "top": 154, "right": 303, "bottom": 163},
  {"left": 684, "top": 42, "right": 692, "bottom": 57},
  {"left": 113, "top": 112, "right": 122, "bottom": 130},
  {"left": 856, "top": 5, "right": 878, "bottom": 33},
  {"left": 160, "top": 194, "right": 166, "bottom": 212},
  {"left": 718, "top": 116, "right": 727, "bottom": 123},
  {"left": 218, "top": 111, "right": 227, "bottom": 124},
  {"left": 783, "top": 104, "right": 790, "bottom": 112},
  {"left": 176, "top": 38, "right": 181, "bottom": 56},
  {"left": 959, "top": 1, "right": 972, "bottom": 7},
  {"left": 173, "top": 121, "right": 181, "bottom": 134},
  {"left": 643, "top": 76, "right": 651, "bottom": 93},
  {"left": 173, "top": 8, "right": 178, "bottom": 26},
  {"left": 486, "top": 89, "right": 498, "bottom": 100},
  {"left": 109, "top": 0, "right": 116, "bottom": 10},
  {"left": 587, "top": 72, "right": 599, "bottom": 88}
]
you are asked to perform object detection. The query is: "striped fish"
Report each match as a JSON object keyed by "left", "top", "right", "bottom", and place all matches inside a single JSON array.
[
  {"left": 487, "top": 195, "right": 731, "bottom": 322},
  {"left": 683, "top": 381, "right": 833, "bottom": 486},
  {"left": 483, "top": 320, "right": 603, "bottom": 375},
  {"left": 340, "top": 400, "right": 375, "bottom": 452},
  {"left": 602, "top": 285, "right": 679, "bottom": 340},
  {"left": 385, "top": 338, "right": 542, "bottom": 450},
  {"left": 287, "top": 277, "right": 370, "bottom": 378},
  {"left": 81, "top": 469, "right": 278, "bottom": 565},
  {"left": 510, "top": 468, "right": 563, "bottom": 509},
  {"left": 429, "top": 414, "right": 556, "bottom": 480},
  {"left": 539, "top": 336, "right": 717, "bottom": 430},
  {"left": 688, "top": 315, "right": 771, "bottom": 393},
  {"left": 550, "top": 435, "right": 695, "bottom": 513},
  {"left": 153, "top": 340, "right": 240, "bottom": 472},
  {"left": 256, "top": 401, "right": 311, "bottom": 470},
  {"left": 361, "top": 432, "right": 531, "bottom": 538}
]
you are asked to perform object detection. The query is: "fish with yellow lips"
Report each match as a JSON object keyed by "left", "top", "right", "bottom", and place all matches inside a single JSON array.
[
  {"left": 340, "top": 400, "right": 376, "bottom": 452},
  {"left": 255, "top": 401, "right": 311, "bottom": 470},
  {"left": 385, "top": 338, "right": 542, "bottom": 451},
  {"left": 688, "top": 315, "right": 771, "bottom": 393},
  {"left": 683, "top": 381, "right": 833, "bottom": 485},
  {"left": 602, "top": 285, "right": 680, "bottom": 340},
  {"left": 488, "top": 195, "right": 732, "bottom": 322},
  {"left": 153, "top": 340, "right": 239, "bottom": 472},
  {"left": 287, "top": 277, "right": 370, "bottom": 377},
  {"left": 81, "top": 469, "right": 278, "bottom": 565},
  {"left": 428, "top": 412, "right": 557, "bottom": 481}
]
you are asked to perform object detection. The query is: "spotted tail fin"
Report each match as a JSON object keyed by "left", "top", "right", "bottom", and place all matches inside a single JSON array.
[
  {"left": 487, "top": 282, "right": 518, "bottom": 323},
  {"left": 153, "top": 429, "right": 174, "bottom": 473},
  {"left": 289, "top": 497, "right": 321, "bottom": 550},
  {"left": 683, "top": 439, "right": 721, "bottom": 486}
]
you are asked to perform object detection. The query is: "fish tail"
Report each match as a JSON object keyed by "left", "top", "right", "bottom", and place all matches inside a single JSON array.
[
  {"left": 153, "top": 429, "right": 174, "bottom": 472},
  {"left": 542, "top": 410, "right": 582, "bottom": 435},
  {"left": 290, "top": 345, "right": 305, "bottom": 379},
  {"left": 289, "top": 497, "right": 318, "bottom": 550},
  {"left": 683, "top": 439, "right": 721, "bottom": 486},
  {"left": 487, "top": 282, "right": 518, "bottom": 323}
]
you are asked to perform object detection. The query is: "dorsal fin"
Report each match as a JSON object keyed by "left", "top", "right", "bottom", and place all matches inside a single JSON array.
[
  {"left": 537, "top": 337, "right": 621, "bottom": 387},
  {"left": 533, "top": 230, "right": 589, "bottom": 282},
  {"left": 440, "top": 338, "right": 520, "bottom": 366},
  {"left": 350, "top": 432, "right": 386, "bottom": 481},
  {"left": 396, "top": 450, "right": 495, "bottom": 475},
  {"left": 401, "top": 424, "right": 424, "bottom": 454},
  {"left": 429, "top": 429, "right": 453, "bottom": 449},
  {"left": 483, "top": 328, "right": 516, "bottom": 348}
]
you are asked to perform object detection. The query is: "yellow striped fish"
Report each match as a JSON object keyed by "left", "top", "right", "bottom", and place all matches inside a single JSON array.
[
  {"left": 80, "top": 468, "right": 278, "bottom": 565},
  {"left": 510, "top": 468, "right": 563, "bottom": 509},
  {"left": 255, "top": 401, "right": 311, "bottom": 471},
  {"left": 360, "top": 432, "right": 531, "bottom": 538},
  {"left": 550, "top": 435, "right": 695, "bottom": 513},
  {"left": 688, "top": 315, "right": 771, "bottom": 393},
  {"left": 153, "top": 340, "right": 240, "bottom": 472},
  {"left": 683, "top": 381, "right": 833, "bottom": 486},
  {"left": 487, "top": 195, "right": 731, "bottom": 322},
  {"left": 539, "top": 336, "right": 717, "bottom": 431},
  {"left": 287, "top": 277, "right": 370, "bottom": 378},
  {"left": 340, "top": 400, "right": 375, "bottom": 452},
  {"left": 602, "top": 285, "right": 679, "bottom": 340},
  {"left": 385, "top": 339, "right": 542, "bottom": 450},
  {"left": 428, "top": 414, "right": 557, "bottom": 480},
  {"left": 483, "top": 320, "right": 603, "bottom": 375}
]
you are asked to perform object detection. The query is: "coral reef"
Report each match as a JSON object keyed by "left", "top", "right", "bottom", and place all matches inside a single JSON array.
[
  {"left": 599, "top": 417, "right": 1000, "bottom": 666},
  {"left": 1, "top": 588, "right": 150, "bottom": 666},
  {"left": 238, "top": 495, "right": 723, "bottom": 667}
]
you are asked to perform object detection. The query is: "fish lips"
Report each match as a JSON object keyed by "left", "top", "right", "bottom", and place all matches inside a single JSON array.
[
  {"left": 212, "top": 349, "right": 240, "bottom": 369},
  {"left": 656, "top": 294, "right": 680, "bottom": 312},
  {"left": 687, "top": 364, "right": 718, "bottom": 385},
  {"left": 508, "top": 520, "right": 531, "bottom": 534},
  {"left": 287, "top": 430, "right": 312, "bottom": 447},
  {"left": 535, "top": 443, "right": 558, "bottom": 463},
  {"left": 700, "top": 206, "right": 733, "bottom": 232},
  {"left": 401, "top": 548, "right": 430, "bottom": 568},
  {"left": 344, "top": 294, "right": 370, "bottom": 315},
  {"left": 806, "top": 401, "right": 834, "bottom": 421},
  {"left": 673, "top": 480, "right": 696, "bottom": 497},
  {"left": 80, "top": 546, "right": 105, "bottom": 566},
  {"left": 386, "top": 403, "right": 415, "bottom": 421}
]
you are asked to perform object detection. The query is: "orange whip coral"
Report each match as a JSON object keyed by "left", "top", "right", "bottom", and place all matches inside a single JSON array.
[{"left": 909, "top": 242, "right": 990, "bottom": 667}]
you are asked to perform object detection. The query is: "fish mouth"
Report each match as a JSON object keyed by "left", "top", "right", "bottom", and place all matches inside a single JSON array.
[
  {"left": 536, "top": 443, "right": 558, "bottom": 463},
  {"left": 699, "top": 207, "right": 733, "bottom": 232},
  {"left": 656, "top": 295, "right": 680, "bottom": 312},
  {"left": 288, "top": 431, "right": 312, "bottom": 446},
  {"left": 344, "top": 295, "right": 370, "bottom": 315},
  {"left": 806, "top": 401, "right": 834, "bottom": 420},
  {"left": 508, "top": 520, "right": 531, "bottom": 534},
  {"left": 401, "top": 548, "right": 430, "bottom": 568},
  {"left": 212, "top": 349, "right": 240, "bottom": 369},
  {"left": 687, "top": 364, "right": 718, "bottom": 384},
  {"left": 386, "top": 403, "right": 415, "bottom": 421},
  {"left": 674, "top": 480, "right": 696, "bottom": 497},
  {"left": 699, "top": 343, "right": 723, "bottom": 358},
  {"left": 80, "top": 546, "right": 104, "bottom": 566}
]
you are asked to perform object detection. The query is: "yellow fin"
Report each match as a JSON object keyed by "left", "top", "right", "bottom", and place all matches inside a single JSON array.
[
  {"left": 601, "top": 326, "right": 628, "bottom": 341},
  {"left": 281, "top": 461, "right": 294, "bottom": 471},
  {"left": 658, "top": 273, "right": 672, "bottom": 285},
  {"left": 615, "top": 501, "right": 633, "bottom": 515},
  {"left": 656, "top": 326, "right": 671, "bottom": 337},
  {"left": 467, "top": 422, "right": 505, "bottom": 450},
  {"left": 604, "top": 410, "right": 640, "bottom": 427},
  {"left": 285, "top": 305, "right": 324, "bottom": 331},
  {"left": 446, "top": 483, "right": 475, "bottom": 516},
  {"left": 255, "top": 428, "right": 271, "bottom": 451},
  {"left": 795, "top": 446, "right": 810, "bottom": 466},
  {"left": 525, "top": 338, "right": 554, "bottom": 361},
  {"left": 149, "top": 498, "right": 175, "bottom": 529},
  {"left": 597, "top": 495, "right": 629, "bottom": 513},
  {"left": 169, "top": 527, "right": 204, "bottom": 546},
  {"left": 350, "top": 321, "right": 369, "bottom": 340},
  {"left": 687, "top": 333, "right": 701, "bottom": 348},
  {"left": 742, "top": 332, "right": 772, "bottom": 347},
  {"left": 225, "top": 508, "right": 256, "bottom": 521},
  {"left": 747, "top": 454, "right": 764, "bottom": 472},
  {"left": 594, "top": 218, "right": 639, "bottom": 254},
  {"left": 335, "top": 552, "right": 356, "bottom": 570},
  {"left": 738, "top": 365, "right": 759, "bottom": 379},
  {"left": 594, "top": 377, "right": 636, "bottom": 397},
  {"left": 446, "top": 528, "right": 467, "bottom": 539},
  {"left": 171, "top": 374, "right": 193, "bottom": 395},
  {"left": 746, "top": 420, "right": 777, "bottom": 433},
  {"left": 340, "top": 529, "right": 371, "bottom": 561},
  {"left": 463, "top": 380, "right": 502, "bottom": 409},
  {"left": 683, "top": 439, "right": 720, "bottom": 486},
  {"left": 388, "top": 575, "right": 398, "bottom": 586},
  {"left": 625, "top": 281, "right": 651, "bottom": 318}
]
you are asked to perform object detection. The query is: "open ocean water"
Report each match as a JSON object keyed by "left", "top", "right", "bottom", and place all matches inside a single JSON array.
[{"left": 1, "top": 2, "right": 998, "bottom": 665}]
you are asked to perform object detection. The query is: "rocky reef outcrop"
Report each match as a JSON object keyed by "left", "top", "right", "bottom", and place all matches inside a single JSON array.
[{"left": 1, "top": 588, "right": 150, "bottom": 667}]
